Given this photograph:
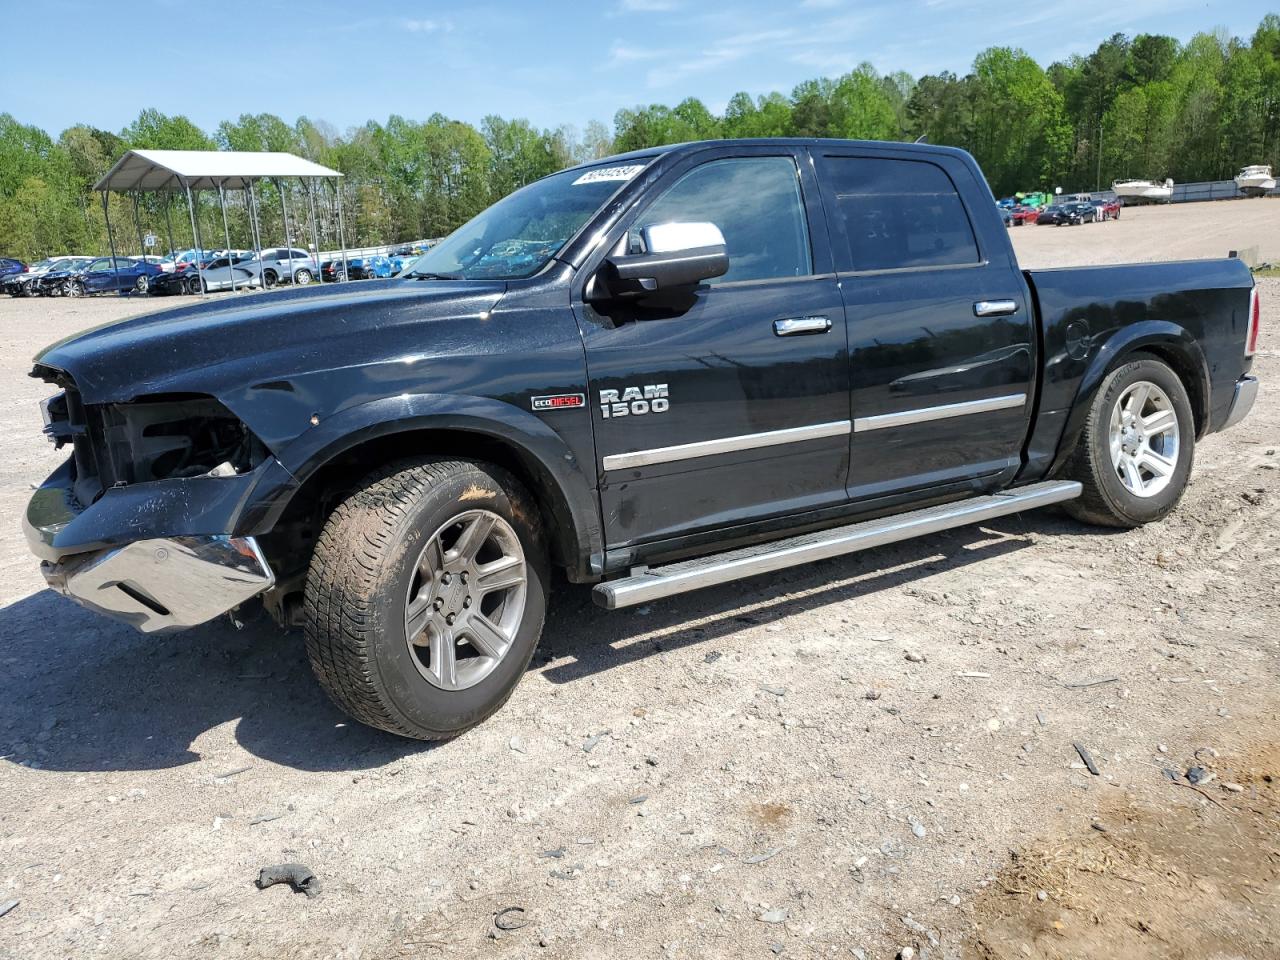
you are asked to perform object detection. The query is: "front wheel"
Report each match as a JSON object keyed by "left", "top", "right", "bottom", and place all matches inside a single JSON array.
[
  {"left": 66, "top": 280, "right": 84, "bottom": 298},
  {"left": 1062, "top": 356, "right": 1195, "bottom": 528},
  {"left": 303, "top": 458, "right": 548, "bottom": 740}
]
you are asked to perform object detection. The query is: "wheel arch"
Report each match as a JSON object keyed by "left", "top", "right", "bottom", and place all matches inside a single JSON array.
[
  {"left": 266, "top": 394, "right": 603, "bottom": 584},
  {"left": 1050, "top": 321, "right": 1210, "bottom": 477}
]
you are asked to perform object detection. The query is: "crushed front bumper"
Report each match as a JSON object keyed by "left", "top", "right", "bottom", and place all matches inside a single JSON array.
[{"left": 40, "top": 535, "right": 274, "bottom": 634}]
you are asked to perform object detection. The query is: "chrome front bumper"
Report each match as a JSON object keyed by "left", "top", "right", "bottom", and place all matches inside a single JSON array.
[
  {"left": 1222, "top": 375, "right": 1259, "bottom": 431},
  {"left": 40, "top": 535, "right": 275, "bottom": 634}
]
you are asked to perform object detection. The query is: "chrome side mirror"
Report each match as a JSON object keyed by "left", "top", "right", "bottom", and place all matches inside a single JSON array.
[{"left": 588, "top": 221, "right": 729, "bottom": 301}]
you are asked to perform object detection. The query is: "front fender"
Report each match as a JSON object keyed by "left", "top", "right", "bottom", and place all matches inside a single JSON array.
[
  {"left": 1049, "top": 320, "right": 1211, "bottom": 477},
  {"left": 270, "top": 392, "right": 604, "bottom": 580}
]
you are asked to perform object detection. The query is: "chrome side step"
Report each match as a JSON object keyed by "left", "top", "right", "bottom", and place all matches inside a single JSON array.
[{"left": 593, "top": 480, "right": 1081, "bottom": 610}]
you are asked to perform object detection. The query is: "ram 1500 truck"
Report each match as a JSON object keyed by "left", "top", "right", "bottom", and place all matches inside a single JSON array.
[{"left": 25, "top": 139, "right": 1262, "bottom": 740}]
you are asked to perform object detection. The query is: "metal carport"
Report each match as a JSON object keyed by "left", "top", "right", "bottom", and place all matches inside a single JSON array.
[{"left": 93, "top": 149, "right": 347, "bottom": 297}]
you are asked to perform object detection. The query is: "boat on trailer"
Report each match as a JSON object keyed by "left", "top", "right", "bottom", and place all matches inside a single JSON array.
[
  {"left": 1112, "top": 178, "right": 1173, "bottom": 204},
  {"left": 1235, "top": 165, "right": 1276, "bottom": 197}
]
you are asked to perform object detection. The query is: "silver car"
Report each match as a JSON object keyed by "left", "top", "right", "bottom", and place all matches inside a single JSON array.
[{"left": 258, "top": 247, "right": 317, "bottom": 287}]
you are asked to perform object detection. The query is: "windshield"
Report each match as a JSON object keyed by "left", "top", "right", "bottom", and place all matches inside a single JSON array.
[{"left": 406, "top": 161, "right": 651, "bottom": 281}]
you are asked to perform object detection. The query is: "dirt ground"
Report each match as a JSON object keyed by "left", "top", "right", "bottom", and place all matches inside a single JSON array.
[{"left": 1, "top": 201, "right": 1277, "bottom": 960}]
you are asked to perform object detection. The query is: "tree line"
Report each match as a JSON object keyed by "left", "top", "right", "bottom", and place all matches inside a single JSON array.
[{"left": 1, "top": 15, "right": 1277, "bottom": 262}]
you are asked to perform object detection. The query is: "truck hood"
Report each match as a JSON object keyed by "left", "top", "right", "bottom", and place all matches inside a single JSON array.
[{"left": 33, "top": 279, "right": 507, "bottom": 405}]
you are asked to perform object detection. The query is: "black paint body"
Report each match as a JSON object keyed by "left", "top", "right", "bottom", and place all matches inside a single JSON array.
[{"left": 26, "top": 140, "right": 1257, "bottom": 584}]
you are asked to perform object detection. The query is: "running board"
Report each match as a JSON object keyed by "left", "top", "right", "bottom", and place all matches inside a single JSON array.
[{"left": 593, "top": 480, "right": 1082, "bottom": 610}]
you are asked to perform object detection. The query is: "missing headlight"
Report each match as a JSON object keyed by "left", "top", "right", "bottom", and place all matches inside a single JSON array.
[{"left": 98, "top": 395, "right": 266, "bottom": 484}]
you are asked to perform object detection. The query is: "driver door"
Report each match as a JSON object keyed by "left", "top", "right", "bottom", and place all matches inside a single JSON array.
[{"left": 575, "top": 147, "right": 851, "bottom": 551}]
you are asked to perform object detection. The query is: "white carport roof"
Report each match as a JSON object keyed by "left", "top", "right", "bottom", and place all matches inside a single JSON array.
[{"left": 94, "top": 149, "right": 342, "bottom": 191}]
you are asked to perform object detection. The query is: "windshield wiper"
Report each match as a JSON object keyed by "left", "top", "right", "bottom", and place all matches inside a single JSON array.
[{"left": 409, "top": 271, "right": 464, "bottom": 280}]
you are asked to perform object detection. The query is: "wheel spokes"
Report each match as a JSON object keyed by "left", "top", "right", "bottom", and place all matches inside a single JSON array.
[
  {"left": 1119, "top": 456, "right": 1144, "bottom": 491},
  {"left": 1142, "top": 409, "right": 1177, "bottom": 437},
  {"left": 475, "top": 554, "right": 525, "bottom": 594},
  {"left": 1124, "top": 382, "right": 1151, "bottom": 415},
  {"left": 465, "top": 613, "right": 511, "bottom": 660},
  {"left": 429, "top": 623, "right": 457, "bottom": 689},
  {"left": 449, "top": 513, "right": 497, "bottom": 564},
  {"left": 1138, "top": 447, "right": 1175, "bottom": 478}
]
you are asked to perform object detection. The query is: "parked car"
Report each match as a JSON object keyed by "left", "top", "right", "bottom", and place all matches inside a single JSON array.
[
  {"left": 0, "top": 257, "right": 26, "bottom": 283},
  {"left": 1090, "top": 198, "right": 1121, "bottom": 221},
  {"left": 24, "top": 138, "right": 1260, "bottom": 742},
  {"left": 1010, "top": 204, "right": 1039, "bottom": 226},
  {"left": 148, "top": 268, "right": 201, "bottom": 296},
  {"left": 193, "top": 254, "right": 263, "bottom": 292},
  {"left": 999, "top": 207, "right": 1013, "bottom": 228},
  {"left": 30, "top": 258, "right": 94, "bottom": 296},
  {"left": 40, "top": 257, "right": 164, "bottom": 297},
  {"left": 389, "top": 253, "right": 418, "bottom": 275},
  {"left": 1036, "top": 203, "right": 1090, "bottom": 226},
  {"left": 320, "top": 258, "right": 349, "bottom": 282},
  {"left": 258, "top": 247, "right": 317, "bottom": 287},
  {"left": 4, "top": 256, "right": 81, "bottom": 296},
  {"left": 345, "top": 255, "right": 392, "bottom": 280}
]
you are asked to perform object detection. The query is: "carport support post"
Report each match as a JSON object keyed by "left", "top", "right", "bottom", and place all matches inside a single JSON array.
[
  {"left": 248, "top": 182, "right": 265, "bottom": 288},
  {"left": 279, "top": 179, "right": 295, "bottom": 265},
  {"left": 305, "top": 178, "right": 322, "bottom": 282},
  {"left": 217, "top": 181, "right": 237, "bottom": 293},
  {"left": 336, "top": 181, "right": 349, "bottom": 283},
  {"left": 131, "top": 192, "right": 146, "bottom": 262},
  {"left": 183, "top": 181, "right": 207, "bottom": 298},
  {"left": 162, "top": 190, "right": 177, "bottom": 268},
  {"left": 101, "top": 191, "right": 121, "bottom": 295}
]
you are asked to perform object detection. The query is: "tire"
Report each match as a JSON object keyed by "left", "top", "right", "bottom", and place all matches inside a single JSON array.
[
  {"left": 134, "top": 275, "right": 149, "bottom": 293},
  {"left": 184, "top": 275, "right": 201, "bottom": 295},
  {"left": 67, "top": 280, "right": 84, "bottom": 298},
  {"left": 294, "top": 268, "right": 313, "bottom": 285},
  {"left": 262, "top": 269, "right": 278, "bottom": 289},
  {"left": 303, "top": 458, "right": 549, "bottom": 740},
  {"left": 1062, "top": 356, "right": 1195, "bottom": 528}
]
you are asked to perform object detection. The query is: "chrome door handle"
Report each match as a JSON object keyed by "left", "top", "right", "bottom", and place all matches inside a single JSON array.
[
  {"left": 973, "top": 299, "right": 1019, "bottom": 317},
  {"left": 773, "top": 316, "right": 832, "bottom": 336}
]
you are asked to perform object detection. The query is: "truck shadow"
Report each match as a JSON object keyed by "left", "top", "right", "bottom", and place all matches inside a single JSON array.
[{"left": 0, "top": 509, "right": 1103, "bottom": 774}]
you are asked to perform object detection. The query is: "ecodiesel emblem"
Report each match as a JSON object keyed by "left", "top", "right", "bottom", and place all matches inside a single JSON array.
[{"left": 600, "top": 384, "right": 669, "bottom": 419}]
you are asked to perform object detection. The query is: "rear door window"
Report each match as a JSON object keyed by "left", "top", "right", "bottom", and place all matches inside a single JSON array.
[{"left": 821, "top": 156, "right": 979, "bottom": 272}]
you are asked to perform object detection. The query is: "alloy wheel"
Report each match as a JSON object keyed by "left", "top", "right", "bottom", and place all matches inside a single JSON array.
[
  {"left": 1109, "top": 380, "right": 1180, "bottom": 498},
  {"left": 403, "top": 509, "right": 528, "bottom": 691}
]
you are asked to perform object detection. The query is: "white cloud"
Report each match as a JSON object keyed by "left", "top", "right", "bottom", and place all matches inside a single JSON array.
[
  {"left": 619, "top": 0, "right": 680, "bottom": 11},
  {"left": 404, "top": 18, "right": 451, "bottom": 33}
]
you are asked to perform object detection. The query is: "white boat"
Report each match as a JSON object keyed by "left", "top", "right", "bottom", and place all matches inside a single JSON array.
[
  {"left": 1112, "top": 178, "right": 1174, "bottom": 204},
  {"left": 1235, "top": 165, "right": 1276, "bottom": 197}
]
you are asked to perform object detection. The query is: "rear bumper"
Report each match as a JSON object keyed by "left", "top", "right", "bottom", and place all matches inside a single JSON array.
[
  {"left": 40, "top": 535, "right": 274, "bottom": 634},
  {"left": 1222, "top": 375, "right": 1259, "bottom": 431}
]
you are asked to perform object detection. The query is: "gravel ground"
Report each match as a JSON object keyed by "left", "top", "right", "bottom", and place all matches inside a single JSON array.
[{"left": 1, "top": 202, "right": 1277, "bottom": 959}]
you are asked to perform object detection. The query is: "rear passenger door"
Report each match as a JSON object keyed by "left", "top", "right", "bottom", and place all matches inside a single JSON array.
[{"left": 813, "top": 148, "right": 1034, "bottom": 502}]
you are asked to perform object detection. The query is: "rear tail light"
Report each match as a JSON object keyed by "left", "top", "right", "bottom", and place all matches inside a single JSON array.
[{"left": 1246, "top": 285, "right": 1261, "bottom": 358}]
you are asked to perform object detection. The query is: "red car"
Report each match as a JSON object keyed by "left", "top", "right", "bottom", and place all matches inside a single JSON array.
[
  {"left": 1091, "top": 198, "right": 1122, "bottom": 221},
  {"left": 1010, "top": 205, "right": 1040, "bottom": 225}
]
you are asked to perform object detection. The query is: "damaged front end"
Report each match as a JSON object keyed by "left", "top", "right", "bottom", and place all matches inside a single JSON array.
[{"left": 26, "top": 365, "right": 290, "bottom": 633}]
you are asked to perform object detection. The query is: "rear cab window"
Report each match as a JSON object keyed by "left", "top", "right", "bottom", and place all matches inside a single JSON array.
[{"left": 818, "top": 155, "right": 980, "bottom": 273}]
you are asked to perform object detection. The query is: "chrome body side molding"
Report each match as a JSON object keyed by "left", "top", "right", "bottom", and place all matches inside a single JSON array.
[
  {"left": 853, "top": 393, "right": 1026, "bottom": 433},
  {"left": 602, "top": 420, "right": 851, "bottom": 471}
]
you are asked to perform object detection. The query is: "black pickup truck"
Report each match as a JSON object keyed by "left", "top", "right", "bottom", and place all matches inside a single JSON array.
[{"left": 25, "top": 139, "right": 1261, "bottom": 740}]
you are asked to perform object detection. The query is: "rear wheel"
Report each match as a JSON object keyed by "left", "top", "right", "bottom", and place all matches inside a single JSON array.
[
  {"left": 1062, "top": 356, "right": 1194, "bottom": 528},
  {"left": 134, "top": 275, "right": 149, "bottom": 293},
  {"left": 294, "top": 268, "right": 313, "bottom": 285},
  {"left": 303, "top": 458, "right": 548, "bottom": 740}
]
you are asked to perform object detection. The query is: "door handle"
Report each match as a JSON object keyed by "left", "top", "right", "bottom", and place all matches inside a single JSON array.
[
  {"left": 973, "top": 299, "right": 1019, "bottom": 317},
  {"left": 773, "top": 316, "right": 832, "bottom": 336}
]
